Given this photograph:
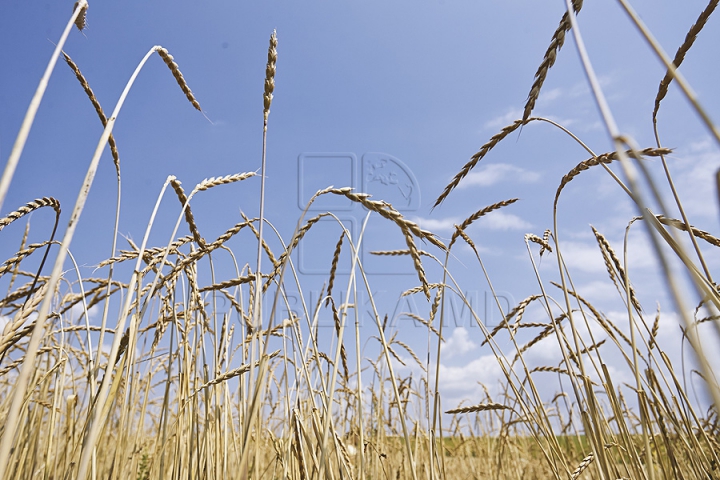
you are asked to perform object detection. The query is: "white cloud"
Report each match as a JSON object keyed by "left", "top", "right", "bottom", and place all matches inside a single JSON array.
[
  {"left": 477, "top": 211, "right": 532, "bottom": 231},
  {"left": 413, "top": 216, "right": 460, "bottom": 232},
  {"left": 413, "top": 211, "right": 531, "bottom": 233},
  {"left": 441, "top": 327, "right": 477, "bottom": 359},
  {"left": 552, "top": 240, "right": 608, "bottom": 274},
  {"left": 459, "top": 164, "right": 541, "bottom": 188},
  {"left": 438, "top": 354, "right": 504, "bottom": 394}
]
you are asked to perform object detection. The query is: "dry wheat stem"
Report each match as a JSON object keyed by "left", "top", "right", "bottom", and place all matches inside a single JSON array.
[{"left": 0, "top": 0, "right": 87, "bottom": 215}]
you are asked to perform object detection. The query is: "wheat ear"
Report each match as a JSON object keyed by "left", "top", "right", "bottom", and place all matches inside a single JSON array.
[
  {"left": 434, "top": 119, "right": 534, "bottom": 208},
  {"left": 525, "top": 233, "right": 553, "bottom": 256},
  {"left": 554, "top": 147, "right": 672, "bottom": 207},
  {"left": 169, "top": 177, "right": 206, "bottom": 248},
  {"left": 449, "top": 198, "right": 519, "bottom": 249},
  {"left": 523, "top": 0, "right": 583, "bottom": 121},
  {"left": 156, "top": 47, "right": 202, "bottom": 111},
  {"left": 263, "top": 30, "right": 278, "bottom": 121},
  {"left": 63, "top": 52, "right": 120, "bottom": 175},
  {"left": 326, "top": 231, "right": 345, "bottom": 305},
  {"left": 0, "top": 197, "right": 61, "bottom": 232},
  {"left": 481, "top": 294, "right": 542, "bottom": 346},
  {"left": 655, "top": 215, "right": 720, "bottom": 248},
  {"left": 591, "top": 226, "right": 642, "bottom": 312},
  {"left": 570, "top": 452, "right": 594, "bottom": 480},
  {"left": 72, "top": 1, "right": 88, "bottom": 30},
  {"left": 653, "top": 0, "right": 719, "bottom": 121},
  {"left": 445, "top": 402, "right": 514, "bottom": 415},
  {"left": 0, "top": 241, "right": 59, "bottom": 276}
]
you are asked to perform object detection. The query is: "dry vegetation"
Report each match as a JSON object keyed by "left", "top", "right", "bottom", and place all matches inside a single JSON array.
[{"left": 1, "top": 1, "right": 720, "bottom": 478}]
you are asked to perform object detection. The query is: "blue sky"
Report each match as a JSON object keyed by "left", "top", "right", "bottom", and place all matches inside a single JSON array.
[{"left": 1, "top": 0, "right": 719, "bottom": 412}]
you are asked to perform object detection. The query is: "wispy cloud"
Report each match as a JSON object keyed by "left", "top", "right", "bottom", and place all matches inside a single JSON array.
[
  {"left": 413, "top": 216, "right": 460, "bottom": 232},
  {"left": 414, "top": 211, "right": 531, "bottom": 232},
  {"left": 459, "top": 164, "right": 540, "bottom": 188},
  {"left": 477, "top": 211, "right": 532, "bottom": 231},
  {"left": 672, "top": 139, "right": 720, "bottom": 222},
  {"left": 483, "top": 107, "right": 522, "bottom": 130}
]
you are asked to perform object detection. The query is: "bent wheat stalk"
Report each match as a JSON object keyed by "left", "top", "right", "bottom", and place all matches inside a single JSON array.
[{"left": 0, "top": 0, "right": 88, "bottom": 214}]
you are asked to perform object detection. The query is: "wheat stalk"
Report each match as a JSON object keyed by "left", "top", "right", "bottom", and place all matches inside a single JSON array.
[{"left": 0, "top": 0, "right": 87, "bottom": 215}]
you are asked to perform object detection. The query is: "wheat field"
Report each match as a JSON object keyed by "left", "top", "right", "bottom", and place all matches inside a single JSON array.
[{"left": 1, "top": 1, "right": 720, "bottom": 479}]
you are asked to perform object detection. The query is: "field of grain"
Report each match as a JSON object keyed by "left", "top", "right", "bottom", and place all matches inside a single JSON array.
[{"left": 1, "top": 1, "right": 719, "bottom": 479}]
